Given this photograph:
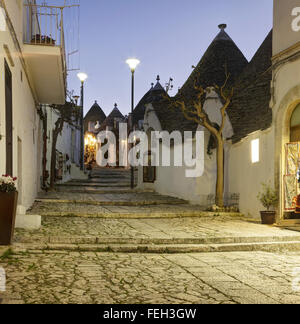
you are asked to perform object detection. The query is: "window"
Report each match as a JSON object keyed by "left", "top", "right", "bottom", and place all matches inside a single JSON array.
[{"left": 251, "top": 139, "right": 260, "bottom": 163}]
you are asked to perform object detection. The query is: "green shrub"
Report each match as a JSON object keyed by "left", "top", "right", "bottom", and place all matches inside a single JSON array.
[{"left": 257, "top": 183, "right": 278, "bottom": 211}]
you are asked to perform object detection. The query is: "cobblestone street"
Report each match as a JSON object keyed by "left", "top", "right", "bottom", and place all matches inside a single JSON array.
[
  {"left": 2, "top": 168, "right": 300, "bottom": 304},
  {"left": 2, "top": 250, "right": 300, "bottom": 304}
]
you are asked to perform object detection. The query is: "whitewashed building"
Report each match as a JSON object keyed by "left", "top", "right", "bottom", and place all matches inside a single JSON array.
[
  {"left": 0, "top": 0, "right": 81, "bottom": 229},
  {"left": 137, "top": 0, "right": 300, "bottom": 223}
]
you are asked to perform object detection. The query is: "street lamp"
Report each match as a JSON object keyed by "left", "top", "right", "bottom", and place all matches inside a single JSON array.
[
  {"left": 73, "top": 95, "right": 80, "bottom": 106},
  {"left": 77, "top": 72, "right": 88, "bottom": 171},
  {"left": 126, "top": 58, "right": 140, "bottom": 189}
]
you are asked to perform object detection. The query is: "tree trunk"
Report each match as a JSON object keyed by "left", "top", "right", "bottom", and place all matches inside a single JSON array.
[
  {"left": 42, "top": 113, "right": 47, "bottom": 188},
  {"left": 215, "top": 136, "right": 224, "bottom": 207},
  {"left": 50, "top": 118, "right": 63, "bottom": 190}
]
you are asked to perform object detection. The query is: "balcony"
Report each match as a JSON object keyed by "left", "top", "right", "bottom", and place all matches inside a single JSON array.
[{"left": 23, "top": 3, "right": 66, "bottom": 104}]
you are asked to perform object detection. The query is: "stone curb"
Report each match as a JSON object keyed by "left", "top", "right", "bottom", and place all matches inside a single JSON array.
[
  {"left": 11, "top": 241, "right": 300, "bottom": 254},
  {"left": 36, "top": 211, "right": 244, "bottom": 219}
]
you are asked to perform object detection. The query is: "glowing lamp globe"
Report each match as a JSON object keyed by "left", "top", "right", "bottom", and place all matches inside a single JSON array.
[
  {"left": 126, "top": 58, "right": 140, "bottom": 72},
  {"left": 77, "top": 72, "right": 88, "bottom": 83}
]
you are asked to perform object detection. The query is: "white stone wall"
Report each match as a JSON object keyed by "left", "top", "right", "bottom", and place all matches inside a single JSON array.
[
  {"left": 139, "top": 92, "right": 234, "bottom": 206},
  {"left": 228, "top": 128, "right": 275, "bottom": 219},
  {"left": 44, "top": 106, "right": 84, "bottom": 184},
  {"left": 0, "top": 1, "right": 42, "bottom": 209}
]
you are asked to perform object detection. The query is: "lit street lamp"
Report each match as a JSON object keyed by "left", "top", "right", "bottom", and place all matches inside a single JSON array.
[
  {"left": 77, "top": 72, "right": 88, "bottom": 171},
  {"left": 126, "top": 58, "right": 140, "bottom": 189}
]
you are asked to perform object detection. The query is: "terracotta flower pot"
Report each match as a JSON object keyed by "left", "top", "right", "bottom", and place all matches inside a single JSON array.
[
  {"left": 0, "top": 191, "right": 18, "bottom": 245},
  {"left": 260, "top": 211, "right": 276, "bottom": 225}
]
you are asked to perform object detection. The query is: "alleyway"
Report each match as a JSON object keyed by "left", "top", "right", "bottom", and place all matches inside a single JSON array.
[{"left": 2, "top": 168, "right": 300, "bottom": 304}]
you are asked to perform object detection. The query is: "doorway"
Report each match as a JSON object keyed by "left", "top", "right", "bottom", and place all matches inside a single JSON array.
[
  {"left": 290, "top": 103, "right": 300, "bottom": 142},
  {"left": 5, "top": 60, "right": 13, "bottom": 176}
]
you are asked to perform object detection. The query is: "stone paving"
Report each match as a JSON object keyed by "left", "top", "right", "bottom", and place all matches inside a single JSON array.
[
  {"left": 3, "top": 168, "right": 300, "bottom": 304},
  {"left": 1, "top": 250, "right": 300, "bottom": 304}
]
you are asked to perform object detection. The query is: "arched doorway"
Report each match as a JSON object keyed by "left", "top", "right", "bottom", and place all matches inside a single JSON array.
[
  {"left": 282, "top": 102, "right": 300, "bottom": 219},
  {"left": 273, "top": 82, "right": 300, "bottom": 223}
]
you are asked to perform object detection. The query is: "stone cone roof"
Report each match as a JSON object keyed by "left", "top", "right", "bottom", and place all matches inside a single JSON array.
[
  {"left": 132, "top": 77, "right": 168, "bottom": 127},
  {"left": 84, "top": 101, "right": 106, "bottom": 133},
  {"left": 152, "top": 24, "right": 248, "bottom": 133},
  {"left": 228, "top": 30, "right": 273, "bottom": 143},
  {"left": 99, "top": 104, "right": 125, "bottom": 130}
]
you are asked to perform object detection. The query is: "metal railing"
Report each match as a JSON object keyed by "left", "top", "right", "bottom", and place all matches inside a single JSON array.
[
  {"left": 23, "top": 3, "right": 67, "bottom": 93},
  {"left": 23, "top": 3, "right": 64, "bottom": 47}
]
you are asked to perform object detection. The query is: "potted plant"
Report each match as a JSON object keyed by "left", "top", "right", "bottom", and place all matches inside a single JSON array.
[
  {"left": 257, "top": 183, "right": 278, "bottom": 225},
  {"left": 0, "top": 175, "right": 18, "bottom": 245}
]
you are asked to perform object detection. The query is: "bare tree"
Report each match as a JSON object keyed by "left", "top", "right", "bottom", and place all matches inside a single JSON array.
[
  {"left": 167, "top": 72, "right": 234, "bottom": 207},
  {"left": 48, "top": 101, "right": 79, "bottom": 190}
]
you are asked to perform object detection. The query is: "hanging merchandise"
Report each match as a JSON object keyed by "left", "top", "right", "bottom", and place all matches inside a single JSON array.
[{"left": 284, "top": 143, "right": 300, "bottom": 212}]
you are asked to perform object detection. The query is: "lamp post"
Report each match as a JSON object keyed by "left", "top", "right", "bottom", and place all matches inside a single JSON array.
[
  {"left": 126, "top": 58, "right": 140, "bottom": 189},
  {"left": 73, "top": 95, "right": 80, "bottom": 106},
  {"left": 77, "top": 72, "right": 88, "bottom": 171}
]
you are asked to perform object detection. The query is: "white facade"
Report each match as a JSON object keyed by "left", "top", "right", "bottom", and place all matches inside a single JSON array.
[
  {"left": 0, "top": 0, "right": 43, "bottom": 211},
  {"left": 139, "top": 95, "right": 275, "bottom": 218},
  {"left": 0, "top": 0, "right": 77, "bottom": 228},
  {"left": 139, "top": 90, "right": 236, "bottom": 208},
  {"left": 272, "top": 0, "right": 300, "bottom": 223}
]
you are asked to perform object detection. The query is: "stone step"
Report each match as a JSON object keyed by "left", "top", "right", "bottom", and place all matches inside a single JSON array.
[
  {"left": 56, "top": 183, "right": 132, "bottom": 188},
  {"left": 16, "top": 235, "right": 300, "bottom": 245},
  {"left": 12, "top": 240, "right": 300, "bottom": 254},
  {"left": 53, "top": 188, "right": 153, "bottom": 194},
  {"left": 90, "top": 172, "right": 131, "bottom": 178},
  {"left": 74, "top": 176, "right": 131, "bottom": 180},
  {"left": 34, "top": 198, "right": 187, "bottom": 207},
  {"left": 31, "top": 210, "right": 243, "bottom": 219},
  {"left": 90, "top": 172, "right": 131, "bottom": 176}
]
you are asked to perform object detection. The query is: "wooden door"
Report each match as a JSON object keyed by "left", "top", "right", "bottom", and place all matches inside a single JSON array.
[{"left": 5, "top": 60, "right": 13, "bottom": 176}]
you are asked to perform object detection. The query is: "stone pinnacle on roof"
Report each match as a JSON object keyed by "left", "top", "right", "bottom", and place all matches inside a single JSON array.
[
  {"left": 153, "top": 75, "right": 165, "bottom": 91},
  {"left": 214, "top": 23, "right": 233, "bottom": 42},
  {"left": 83, "top": 100, "right": 107, "bottom": 132}
]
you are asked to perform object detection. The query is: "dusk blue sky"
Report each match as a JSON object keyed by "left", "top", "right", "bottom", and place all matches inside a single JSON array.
[{"left": 66, "top": 0, "right": 273, "bottom": 117}]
